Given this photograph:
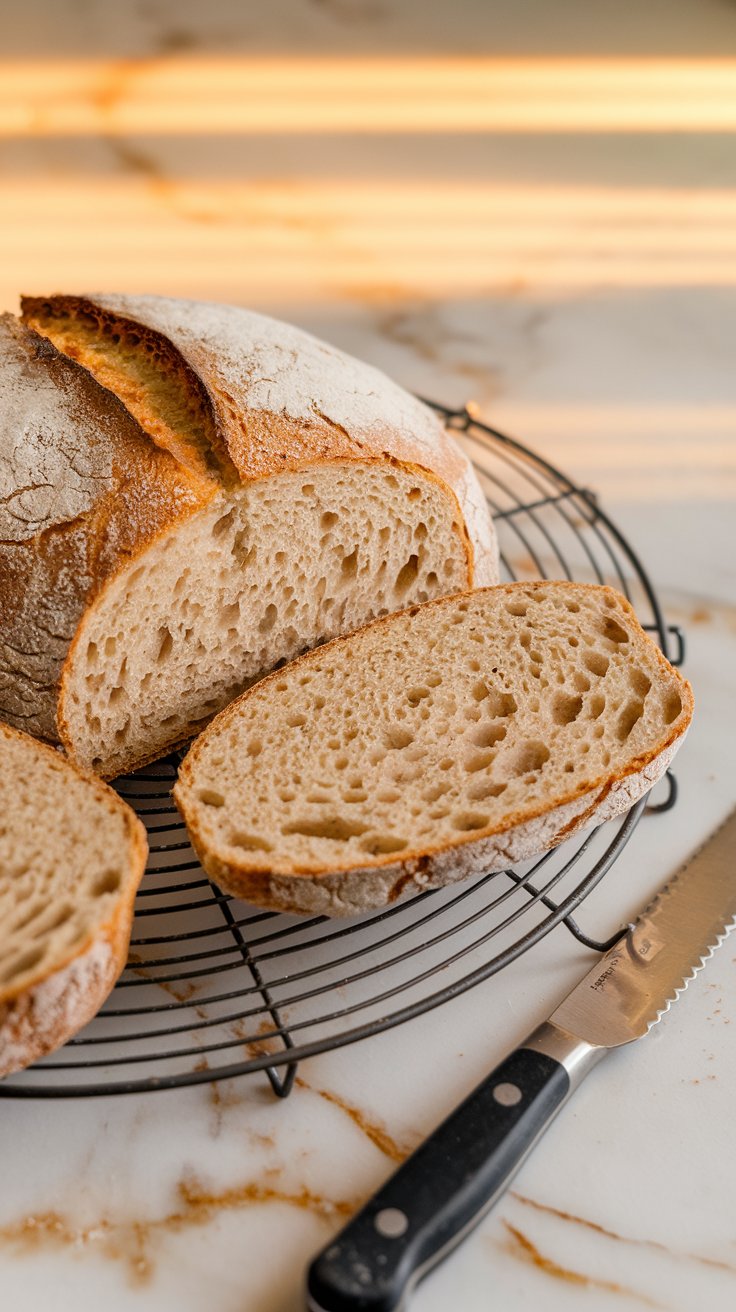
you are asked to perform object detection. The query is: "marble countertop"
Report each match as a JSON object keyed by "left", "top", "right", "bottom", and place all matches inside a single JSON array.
[{"left": 2, "top": 1, "right": 736, "bottom": 1309}]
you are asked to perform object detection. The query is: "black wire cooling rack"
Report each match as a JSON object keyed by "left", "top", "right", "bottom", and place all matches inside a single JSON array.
[{"left": 0, "top": 403, "right": 684, "bottom": 1100}]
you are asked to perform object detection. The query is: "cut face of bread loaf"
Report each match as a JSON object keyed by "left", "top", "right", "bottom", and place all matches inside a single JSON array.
[
  {"left": 0, "top": 724, "right": 147, "bottom": 1077},
  {"left": 2, "top": 295, "right": 497, "bottom": 776},
  {"left": 174, "top": 583, "right": 693, "bottom": 918}
]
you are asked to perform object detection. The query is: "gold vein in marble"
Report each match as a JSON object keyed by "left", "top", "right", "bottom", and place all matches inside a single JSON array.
[{"left": 0, "top": 1172, "right": 359, "bottom": 1286}]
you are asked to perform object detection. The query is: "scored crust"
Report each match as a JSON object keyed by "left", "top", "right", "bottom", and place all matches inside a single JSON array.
[
  {"left": 174, "top": 583, "right": 693, "bottom": 917},
  {"left": 5, "top": 296, "right": 498, "bottom": 774},
  {"left": 21, "top": 293, "right": 498, "bottom": 587},
  {"left": 0, "top": 725, "right": 147, "bottom": 1077}
]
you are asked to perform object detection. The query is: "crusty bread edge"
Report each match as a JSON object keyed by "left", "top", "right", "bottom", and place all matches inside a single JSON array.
[
  {"left": 194, "top": 735, "right": 682, "bottom": 918},
  {"left": 0, "top": 726, "right": 148, "bottom": 1076},
  {"left": 173, "top": 582, "right": 693, "bottom": 916}
]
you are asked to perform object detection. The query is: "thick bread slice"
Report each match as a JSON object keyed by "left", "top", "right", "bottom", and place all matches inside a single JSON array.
[
  {"left": 6, "top": 295, "right": 497, "bottom": 778},
  {"left": 0, "top": 724, "right": 147, "bottom": 1077},
  {"left": 174, "top": 583, "right": 693, "bottom": 918}
]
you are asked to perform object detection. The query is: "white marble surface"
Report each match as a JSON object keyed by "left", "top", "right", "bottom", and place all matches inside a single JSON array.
[{"left": 2, "top": 1, "right": 736, "bottom": 1309}]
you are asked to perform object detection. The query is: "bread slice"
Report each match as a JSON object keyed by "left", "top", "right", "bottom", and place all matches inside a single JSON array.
[
  {"left": 0, "top": 724, "right": 147, "bottom": 1077},
  {"left": 1, "top": 295, "right": 496, "bottom": 778},
  {"left": 174, "top": 583, "right": 693, "bottom": 918}
]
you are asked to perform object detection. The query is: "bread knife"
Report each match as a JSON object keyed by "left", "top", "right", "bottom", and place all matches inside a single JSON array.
[{"left": 306, "top": 808, "right": 736, "bottom": 1312}]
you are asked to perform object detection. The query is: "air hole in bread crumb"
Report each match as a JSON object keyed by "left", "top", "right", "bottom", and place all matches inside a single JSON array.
[
  {"left": 247, "top": 739, "right": 263, "bottom": 757},
  {"left": 472, "top": 724, "right": 507, "bottom": 748},
  {"left": 618, "top": 699, "right": 644, "bottom": 740},
  {"left": 395, "top": 554, "right": 419, "bottom": 596},
  {"left": 287, "top": 712, "right": 306, "bottom": 728},
  {"left": 259, "top": 603, "right": 278, "bottom": 633},
  {"left": 464, "top": 749, "right": 495, "bottom": 773},
  {"left": 105, "top": 635, "right": 117, "bottom": 657},
  {"left": 156, "top": 626, "right": 173, "bottom": 662},
  {"left": 439, "top": 757, "right": 455, "bottom": 771},
  {"left": 86, "top": 641, "right": 98, "bottom": 668},
  {"left": 601, "top": 616, "right": 629, "bottom": 645},
  {"left": 630, "top": 668, "right": 652, "bottom": 697},
  {"left": 212, "top": 509, "right": 236, "bottom": 539},
  {"left": 588, "top": 694, "right": 605, "bottom": 719},
  {"left": 506, "top": 600, "right": 528, "bottom": 617},
  {"left": 219, "top": 601, "right": 240, "bottom": 627},
  {"left": 339, "top": 548, "right": 358, "bottom": 583},
  {"left": 301, "top": 483, "right": 315, "bottom": 495},
  {"left": 663, "top": 689, "right": 683, "bottom": 724},
  {"left": 426, "top": 571, "right": 439, "bottom": 589},
  {"left": 284, "top": 816, "right": 368, "bottom": 841},
  {"left": 91, "top": 869, "right": 122, "bottom": 897},
  {"left": 565, "top": 601, "right": 581, "bottom": 613},
  {"left": 424, "top": 782, "right": 450, "bottom": 803},
  {"left": 1, "top": 946, "right": 45, "bottom": 983},
  {"left": 486, "top": 689, "right": 517, "bottom": 718},
  {"left": 453, "top": 811, "right": 490, "bottom": 832},
  {"left": 426, "top": 673, "right": 442, "bottom": 688},
  {"left": 377, "top": 789, "right": 401, "bottom": 803},
  {"left": 407, "top": 686, "right": 431, "bottom": 705},
  {"left": 469, "top": 781, "right": 506, "bottom": 800},
  {"left": 44, "top": 903, "right": 74, "bottom": 933},
  {"left": 583, "top": 650, "right": 609, "bottom": 678},
  {"left": 231, "top": 832, "right": 272, "bottom": 852},
  {"left": 360, "top": 833, "right": 408, "bottom": 855},
  {"left": 573, "top": 672, "right": 591, "bottom": 693},
  {"left": 344, "top": 790, "right": 368, "bottom": 803},
  {"left": 552, "top": 693, "right": 583, "bottom": 726},
  {"left": 384, "top": 726, "right": 414, "bottom": 751},
  {"left": 407, "top": 487, "right": 422, "bottom": 501},
  {"left": 503, "top": 740, "right": 550, "bottom": 777}
]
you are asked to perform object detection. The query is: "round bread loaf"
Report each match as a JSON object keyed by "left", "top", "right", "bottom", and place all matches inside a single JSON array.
[{"left": 0, "top": 296, "right": 497, "bottom": 777}]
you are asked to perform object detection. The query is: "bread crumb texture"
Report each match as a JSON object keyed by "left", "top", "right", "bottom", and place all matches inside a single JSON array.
[
  {"left": 62, "top": 463, "right": 467, "bottom": 776},
  {"left": 175, "top": 583, "right": 692, "bottom": 916},
  {"left": 0, "top": 724, "right": 146, "bottom": 1075}
]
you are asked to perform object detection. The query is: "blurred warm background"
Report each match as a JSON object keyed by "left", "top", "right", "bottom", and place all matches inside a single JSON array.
[{"left": 2, "top": 0, "right": 735, "bottom": 598}]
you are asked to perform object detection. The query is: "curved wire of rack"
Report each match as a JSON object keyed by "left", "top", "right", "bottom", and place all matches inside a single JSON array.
[{"left": 0, "top": 405, "right": 683, "bottom": 1099}]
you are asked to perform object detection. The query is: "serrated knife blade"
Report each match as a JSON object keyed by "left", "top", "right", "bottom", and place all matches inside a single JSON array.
[
  {"left": 548, "top": 805, "right": 736, "bottom": 1049},
  {"left": 307, "top": 809, "right": 736, "bottom": 1312}
]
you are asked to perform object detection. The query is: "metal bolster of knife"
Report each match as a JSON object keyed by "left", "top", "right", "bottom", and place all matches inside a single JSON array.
[{"left": 522, "top": 1021, "right": 605, "bottom": 1090}]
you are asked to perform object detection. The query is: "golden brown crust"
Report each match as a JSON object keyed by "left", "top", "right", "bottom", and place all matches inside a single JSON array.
[
  {"left": 48, "top": 293, "right": 497, "bottom": 586},
  {"left": 174, "top": 582, "right": 693, "bottom": 915},
  {"left": 0, "top": 315, "right": 214, "bottom": 745}
]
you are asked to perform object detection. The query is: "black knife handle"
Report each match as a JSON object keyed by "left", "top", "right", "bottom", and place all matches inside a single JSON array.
[{"left": 306, "top": 1048, "right": 570, "bottom": 1312}]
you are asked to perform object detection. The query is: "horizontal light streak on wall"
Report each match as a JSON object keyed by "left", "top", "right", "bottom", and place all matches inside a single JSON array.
[
  {"left": 4, "top": 180, "right": 736, "bottom": 292},
  {"left": 463, "top": 406, "right": 736, "bottom": 500},
  {"left": 3, "top": 57, "right": 736, "bottom": 136}
]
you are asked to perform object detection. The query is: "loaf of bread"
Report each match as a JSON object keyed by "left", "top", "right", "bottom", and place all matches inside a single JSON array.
[
  {"left": 174, "top": 583, "right": 692, "bottom": 917},
  {"left": 0, "top": 724, "right": 147, "bottom": 1077},
  {"left": 0, "top": 296, "right": 497, "bottom": 778}
]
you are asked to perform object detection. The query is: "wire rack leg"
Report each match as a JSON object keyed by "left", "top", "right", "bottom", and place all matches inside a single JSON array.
[{"left": 217, "top": 896, "right": 299, "bottom": 1098}]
